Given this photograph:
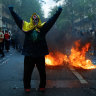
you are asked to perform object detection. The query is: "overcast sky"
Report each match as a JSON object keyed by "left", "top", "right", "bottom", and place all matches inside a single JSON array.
[{"left": 41, "top": 0, "right": 65, "bottom": 18}]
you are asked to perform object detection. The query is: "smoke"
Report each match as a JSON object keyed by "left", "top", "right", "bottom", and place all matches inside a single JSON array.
[{"left": 46, "top": 26, "right": 92, "bottom": 54}]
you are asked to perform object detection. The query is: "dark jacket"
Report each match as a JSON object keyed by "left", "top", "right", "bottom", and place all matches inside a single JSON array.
[{"left": 9, "top": 7, "right": 62, "bottom": 57}]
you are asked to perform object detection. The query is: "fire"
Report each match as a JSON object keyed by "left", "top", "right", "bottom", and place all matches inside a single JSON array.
[
  {"left": 45, "top": 52, "right": 68, "bottom": 66},
  {"left": 45, "top": 40, "right": 96, "bottom": 69},
  {"left": 69, "top": 40, "right": 96, "bottom": 69}
]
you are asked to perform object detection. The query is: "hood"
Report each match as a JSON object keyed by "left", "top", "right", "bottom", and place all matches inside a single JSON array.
[{"left": 22, "top": 13, "right": 45, "bottom": 32}]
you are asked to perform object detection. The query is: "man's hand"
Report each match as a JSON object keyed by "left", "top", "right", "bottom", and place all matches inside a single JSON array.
[
  {"left": 8, "top": 5, "right": 14, "bottom": 11},
  {"left": 58, "top": 6, "right": 62, "bottom": 11}
]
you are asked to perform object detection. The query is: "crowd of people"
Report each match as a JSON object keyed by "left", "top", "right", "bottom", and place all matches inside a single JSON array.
[{"left": 0, "top": 30, "right": 11, "bottom": 58}]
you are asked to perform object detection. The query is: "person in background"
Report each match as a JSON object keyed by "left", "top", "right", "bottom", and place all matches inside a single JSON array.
[
  {"left": 1, "top": 31, "right": 5, "bottom": 51},
  {"left": 0, "top": 31, "right": 5, "bottom": 57},
  {"left": 4, "top": 30, "right": 10, "bottom": 52},
  {"left": 9, "top": 5, "right": 62, "bottom": 92}
]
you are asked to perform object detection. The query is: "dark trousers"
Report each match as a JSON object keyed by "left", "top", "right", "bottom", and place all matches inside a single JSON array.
[
  {"left": 0, "top": 43, "right": 4, "bottom": 56},
  {"left": 23, "top": 56, "right": 46, "bottom": 89},
  {"left": 5, "top": 40, "right": 10, "bottom": 51},
  {"left": 1, "top": 40, "right": 4, "bottom": 50}
]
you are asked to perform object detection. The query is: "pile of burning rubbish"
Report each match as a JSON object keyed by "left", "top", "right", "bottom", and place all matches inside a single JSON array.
[{"left": 45, "top": 40, "right": 96, "bottom": 69}]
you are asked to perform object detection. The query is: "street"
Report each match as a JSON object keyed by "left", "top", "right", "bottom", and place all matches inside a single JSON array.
[
  {"left": 0, "top": 48, "right": 96, "bottom": 96},
  {"left": 1, "top": 0, "right": 96, "bottom": 96}
]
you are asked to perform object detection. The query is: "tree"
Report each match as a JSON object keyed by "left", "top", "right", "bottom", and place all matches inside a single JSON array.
[
  {"left": 49, "top": 0, "right": 96, "bottom": 32},
  {"left": 46, "top": 0, "right": 96, "bottom": 52},
  {"left": 19, "top": 0, "right": 44, "bottom": 21},
  {"left": 2, "top": 0, "right": 44, "bottom": 21}
]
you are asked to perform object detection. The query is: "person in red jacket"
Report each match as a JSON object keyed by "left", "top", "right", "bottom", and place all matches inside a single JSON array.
[{"left": 4, "top": 30, "right": 10, "bottom": 52}]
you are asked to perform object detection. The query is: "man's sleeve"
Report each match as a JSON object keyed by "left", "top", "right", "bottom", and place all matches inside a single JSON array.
[
  {"left": 42, "top": 7, "right": 62, "bottom": 34},
  {"left": 9, "top": 7, "right": 23, "bottom": 30},
  {"left": 2, "top": 34, "right": 4, "bottom": 39},
  {"left": 0, "top": 33, "right": 4, "bottom": 39}
]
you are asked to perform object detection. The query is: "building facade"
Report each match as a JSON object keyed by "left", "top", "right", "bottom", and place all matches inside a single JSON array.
[{"left": 0, "top": 3, "right": 2, "bottom": 31}]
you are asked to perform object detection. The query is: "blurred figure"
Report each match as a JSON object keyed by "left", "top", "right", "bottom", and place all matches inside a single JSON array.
[
  {"left": 4, "top": 30, "right": 10, "bottom": 52},
  {"left": 1, "top": 31, "right": 5, "bottom": 50},
  {"left": 0, "top": 31, "right": 5, "bottom": 57},
  {"left": 11, "top": 37, "right": 16, "bottom": 49}
]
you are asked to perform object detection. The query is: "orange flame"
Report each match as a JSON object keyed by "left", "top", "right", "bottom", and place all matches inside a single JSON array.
[
  {"left": 45, "top": 52, "right": 68, "bottom": 66},
  {"left": 69, "top": 40, "right": 96, "bottom": 69},
  {"left": 45, "top": 40, "right": 96, "bottom": 69}
]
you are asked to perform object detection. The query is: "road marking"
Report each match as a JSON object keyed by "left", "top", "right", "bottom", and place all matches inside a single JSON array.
[
  {"left": 69, "top": 67, "right": 88, "bottom": 84},
  {"left": 0, "top": 57, "right": 6, "bottom": 61},
  {"left": 0, "top": 58, "right": 6, "bottom": 63},
  {"left": 0, "top": 59, "right": 9, "bottom": 65},
  {"left": 0, "top": 50, "right": 15, "bottom": 66}
]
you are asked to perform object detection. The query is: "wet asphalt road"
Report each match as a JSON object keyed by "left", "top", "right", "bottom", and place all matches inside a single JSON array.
[{"left": 0, "top": 48, "right": 96, "bottom": 96}]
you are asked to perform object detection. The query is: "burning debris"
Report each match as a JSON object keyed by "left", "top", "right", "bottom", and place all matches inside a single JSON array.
[
  {"left": 69, "top": 40, "right": 96, "bottom": 69},
  {"left": 45, "top": 51, "right": 68, "bottom": 66},
  {"left": 45, "top": 40, "right": 96, "bottom": 69}
]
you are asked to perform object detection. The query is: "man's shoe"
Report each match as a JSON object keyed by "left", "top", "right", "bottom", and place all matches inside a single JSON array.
[
  {"left": 25, "top": 89, "right": 31, "bottom": 93},
  {"left": 37, "top": 88, "right": 45, "bottom": 92}
]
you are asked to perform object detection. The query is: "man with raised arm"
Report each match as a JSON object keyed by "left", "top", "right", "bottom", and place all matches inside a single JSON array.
[{"left": 9, "top": 6, "right": 62, "bottom": 92}]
